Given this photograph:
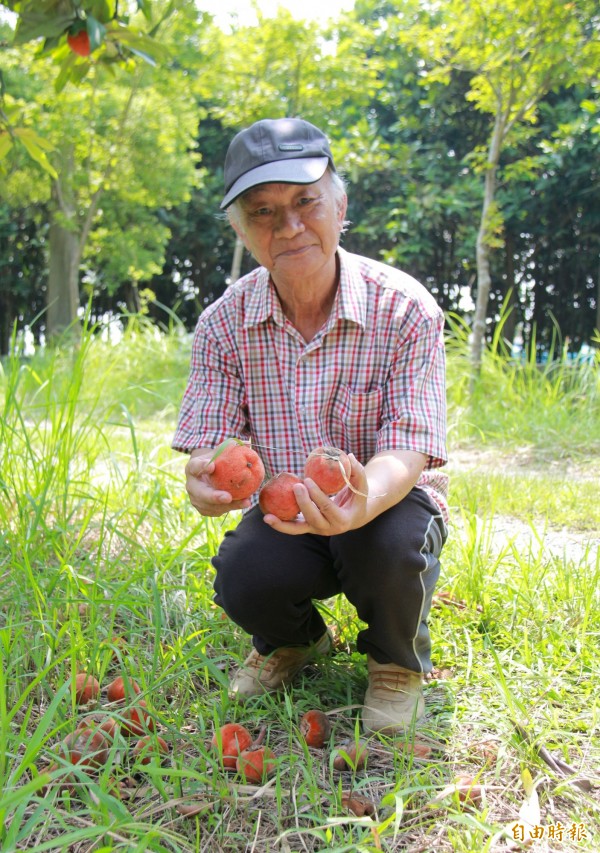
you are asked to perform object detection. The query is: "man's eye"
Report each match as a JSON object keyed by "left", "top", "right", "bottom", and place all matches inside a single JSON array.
[
  {"left": 252, "top": 207, "right": 272, "bottom": 217},
  {"left": 299, "top": 196, "right": 317, "bottom": 206}
]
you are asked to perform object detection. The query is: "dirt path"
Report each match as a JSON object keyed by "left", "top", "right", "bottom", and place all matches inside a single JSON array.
[{"left": 446, "top": 448, "right": 599, "bottom": 567}]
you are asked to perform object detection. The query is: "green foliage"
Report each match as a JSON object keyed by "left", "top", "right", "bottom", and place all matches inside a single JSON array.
[
  {"left": 446, "top": 310, "right": 600, "bottom": 456},
  {"left": 0, "top": 1, "right": 598, "bottom": 354}
]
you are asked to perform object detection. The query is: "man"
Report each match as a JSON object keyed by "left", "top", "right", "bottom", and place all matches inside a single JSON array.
[{"left": 173, "top": 117, "right": 448, "bottom": 735}]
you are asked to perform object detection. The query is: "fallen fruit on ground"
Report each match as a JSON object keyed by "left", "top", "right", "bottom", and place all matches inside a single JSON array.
[
  {"left": 121, "top": 700, "right": 154, "bottom": 737},
  {"left": 236, "top": 744, "right": 277, "bottom": 783},
  {"left": 132, "top": 734, "right": 169, "bottom": 765},
  {"left": 333, "top": 739, "right": 369, "bottom": 771},
  {"left": 454, "top": 775, "right": 484, "bottom": 806},
  {"left": 209, "top": 439, "right": 265, "bottom": 500},
  {"left": 77, "top": 714, "right": 119, "bottom": 742},
  {"left": 71, "top": 672, "right": 100, "bottom": 705},
  {"left": 107, "top": 675, "right": 141, "bottom": 703},
  {"left": 258, "top": 472, "right": 302, "bottom": 520},
  {"left": 59, "top": 729, "right": 109, "bottom": 768},
  {"left": 341, "top": 791, "right": 376, "bottom": 817},
  {"left": 236, "top": 725, "right": 276, "bottom": 783},
  {"left": 299, "top": 709, "right": 331, "bottom": 748},
  {"left": 211, "top": 723, "right": 253, "bottom": 770},
  {"left": 304, "top": 446, "right": 351, "bottom": 495}
]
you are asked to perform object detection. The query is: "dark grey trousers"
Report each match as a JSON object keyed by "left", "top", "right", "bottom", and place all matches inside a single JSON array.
[{"left": 212, "top": 487, "right": 447, "bottom": 674}]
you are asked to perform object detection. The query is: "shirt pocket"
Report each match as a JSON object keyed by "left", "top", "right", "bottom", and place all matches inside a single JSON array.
[{"left": 326, "top": 385, "right": 383, "bottom": 460}]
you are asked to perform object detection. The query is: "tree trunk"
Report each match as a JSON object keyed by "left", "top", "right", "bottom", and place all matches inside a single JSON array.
[
  {"left": 470, "top": 110, "right": 506, "bottom": 386},
  {"left": 124, "top": 281, "right": 141, "bottom": 314},
  {"left": 47, "top": 158, "right": 82, "bottom": 340},
  {"left": 0, "top": 287, "right": 12, "bottom": 357},
  {"left": 47, "top": 216, "right": 81, "bottom": 339},
  {"left": 502, "top": 230, "right": 519, "bottom": 348}
]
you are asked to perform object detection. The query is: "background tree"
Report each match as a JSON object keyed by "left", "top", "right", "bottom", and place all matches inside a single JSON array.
[
  {"left": 407, "top": 0, "right": 598, "bottom": 375},
  {"left": 0, "top": 1, "right": 597, "bottom": 355},
  {"left": 0, "top": 0, "right": 206, "bottom": 340}
]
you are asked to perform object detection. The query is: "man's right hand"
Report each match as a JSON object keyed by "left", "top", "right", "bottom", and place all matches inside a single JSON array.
[{"left": 185, "top": 448, "right": 252, "bottom": 517}]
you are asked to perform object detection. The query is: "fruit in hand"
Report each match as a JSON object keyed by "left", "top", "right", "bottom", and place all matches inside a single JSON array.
[
  {"left": 209, "top": 438, "right": 265, "bottom": 500},
  {"left": 258, "top": 472, "right": 302, "bottom": 520},
  {"left": 333, "top": 739, "right": 369, "bottom": 771},
  {"left": 211, "top": 723, "right": 253, "bottom": 770},
  {"left": 304, "top": 446, "right": 351, "bottom": 495},
  {"left": 106, "top": 675, "right": 141, "bottom": 703},
  {"left": 299, "top": 709, "right": 331, "bottom": 748},
  {"left": 71, "top": 672, "right": 100, "bottom": 705},
  {"left": 67, "top": 29, "right": 91, "bottom": 57}
]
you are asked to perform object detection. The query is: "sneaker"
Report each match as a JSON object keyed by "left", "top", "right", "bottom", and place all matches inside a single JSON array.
[
  {"left": 229, "top": 630, "right": 333, "bottom": 700},
  {"left": 361, "top": 655, "right": 425, "bottom": 735}
]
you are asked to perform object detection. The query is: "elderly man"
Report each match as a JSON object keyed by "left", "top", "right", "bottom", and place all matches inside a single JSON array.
[{"left": 173, "top": 117, "right": 448, "bottom": 734}]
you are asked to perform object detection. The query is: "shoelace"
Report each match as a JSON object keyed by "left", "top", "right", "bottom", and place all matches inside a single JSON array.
[
  {"left": 369, "top": 668, "right": 415, "bottom": 693},
  {"left": 245, "top": 652, "right": 278, "bottom": 674}
]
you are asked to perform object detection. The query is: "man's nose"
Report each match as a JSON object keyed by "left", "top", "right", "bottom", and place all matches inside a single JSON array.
[{"left": 274, "top": 208, "right": 305, "bottom": 237}]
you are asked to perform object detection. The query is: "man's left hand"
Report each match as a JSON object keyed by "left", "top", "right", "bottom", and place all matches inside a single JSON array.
[{"left": 262, "top": 453, "right": 369, "bottom": 536}]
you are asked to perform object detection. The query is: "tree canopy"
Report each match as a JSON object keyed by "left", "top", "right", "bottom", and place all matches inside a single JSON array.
[{"left": 0, "top": 0, "right": 598, "bottom": 358}]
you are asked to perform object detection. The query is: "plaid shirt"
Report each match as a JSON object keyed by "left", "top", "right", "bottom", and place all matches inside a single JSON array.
[{"left": 173, "top": 248, "right": 449, "bottom": 522}]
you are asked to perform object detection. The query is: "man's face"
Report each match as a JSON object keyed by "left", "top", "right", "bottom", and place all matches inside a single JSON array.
[{"left": 230, "top": 172, "right": 347, "bottom": 283}]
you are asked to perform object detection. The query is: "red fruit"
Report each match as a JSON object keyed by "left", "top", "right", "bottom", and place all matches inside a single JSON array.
[
  {"left": 106, "top": 675, "right": 141, "bottom": 703},
  {"left": 121, "top": 700, "right": 154, "bottom": 737},
  {"left": 210, "top": 723, "right": 253, "bottom": 770},
  {"left": 67, "top": 30, "right": 91, "bottom": 57},
  {"left": 454, "top": 775, "right": 484, "bottom": 806},
  {"left": 77, "top": 714, "right": 119, "bottom": 743},
  {"left": 209, "top": 439, "right": 265, "bottom": 500},
  {"left": 304, "top": 446, "right": 351, "bottom": 495},
  {"left": 333, "top": 739, "right": 369, "bottom": 771},
  {"left": 132, "top": 734, "right": 169, "bottom": 766},
  {"left": 60, "top": 729, "right": 108, "bottom": 768},
  {"left": 236, "top": 745, "right": 276, "bottom": 783},
  {"left": 299, "top": 709, "right": 331, "bottom": 748},
  {"left": 258, "top": 472, "right": 302, "bottom": 521},
  {"left": 71, "top": 672, "right": 100, "bottom": 705}
]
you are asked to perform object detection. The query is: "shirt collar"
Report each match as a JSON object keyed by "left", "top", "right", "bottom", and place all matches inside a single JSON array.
[{"left": 244, "top": 247, "right": 368, "bottom": 330}]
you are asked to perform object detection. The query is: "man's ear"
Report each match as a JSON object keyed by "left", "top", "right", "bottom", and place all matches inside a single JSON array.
[
  {"left": 337, "top": 193, "right": 348, "bottom": 227},
  {"left": 229, "top": 213, "right": 250, "bottom": 250}
]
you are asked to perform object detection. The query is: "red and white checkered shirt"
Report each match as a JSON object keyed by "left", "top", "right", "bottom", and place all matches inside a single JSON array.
[{"left": 173, "top": 248, "right": 449, "bottom": 522}]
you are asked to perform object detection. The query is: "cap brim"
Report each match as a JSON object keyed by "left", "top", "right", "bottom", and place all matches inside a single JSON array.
[{"left": 220, "top": 156, "right": 330, "bottom": 209}]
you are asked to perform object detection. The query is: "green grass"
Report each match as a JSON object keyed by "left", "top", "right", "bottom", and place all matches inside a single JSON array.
[{"left": 0, "top": 321, "right": 598, "bottom": 851}]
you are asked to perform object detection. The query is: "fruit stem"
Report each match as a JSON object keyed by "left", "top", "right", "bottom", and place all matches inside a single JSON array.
[{"left": 252, "top": 725, "right": 267, "bottom": 749}]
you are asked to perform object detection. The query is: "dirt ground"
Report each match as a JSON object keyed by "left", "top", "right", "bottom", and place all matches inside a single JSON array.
[{"left": 445, "top": 448, "right": 599, "bottom": 567}]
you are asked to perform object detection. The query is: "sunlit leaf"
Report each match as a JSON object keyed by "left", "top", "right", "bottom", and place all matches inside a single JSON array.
[
  {"left": 13, "top": 128, "right": 57, "bottom": 178},
  {"left": 0, "top": 131, "right": 14, "bottom": 160}
]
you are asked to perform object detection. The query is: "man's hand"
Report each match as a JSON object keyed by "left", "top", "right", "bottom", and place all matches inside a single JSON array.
[
  {"left": 262, "top": 453, "right": 370, "bottom": 536},
  {"left": 262, "top": 449, "right": 428, "bottom": 536},
  {"left": 185, "top": 448, "right": 251, "bottom": 517}
]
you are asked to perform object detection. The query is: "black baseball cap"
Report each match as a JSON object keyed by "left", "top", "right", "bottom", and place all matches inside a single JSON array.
[{"left": 220, "top": 118, "right": 336, "bottom": 210}]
